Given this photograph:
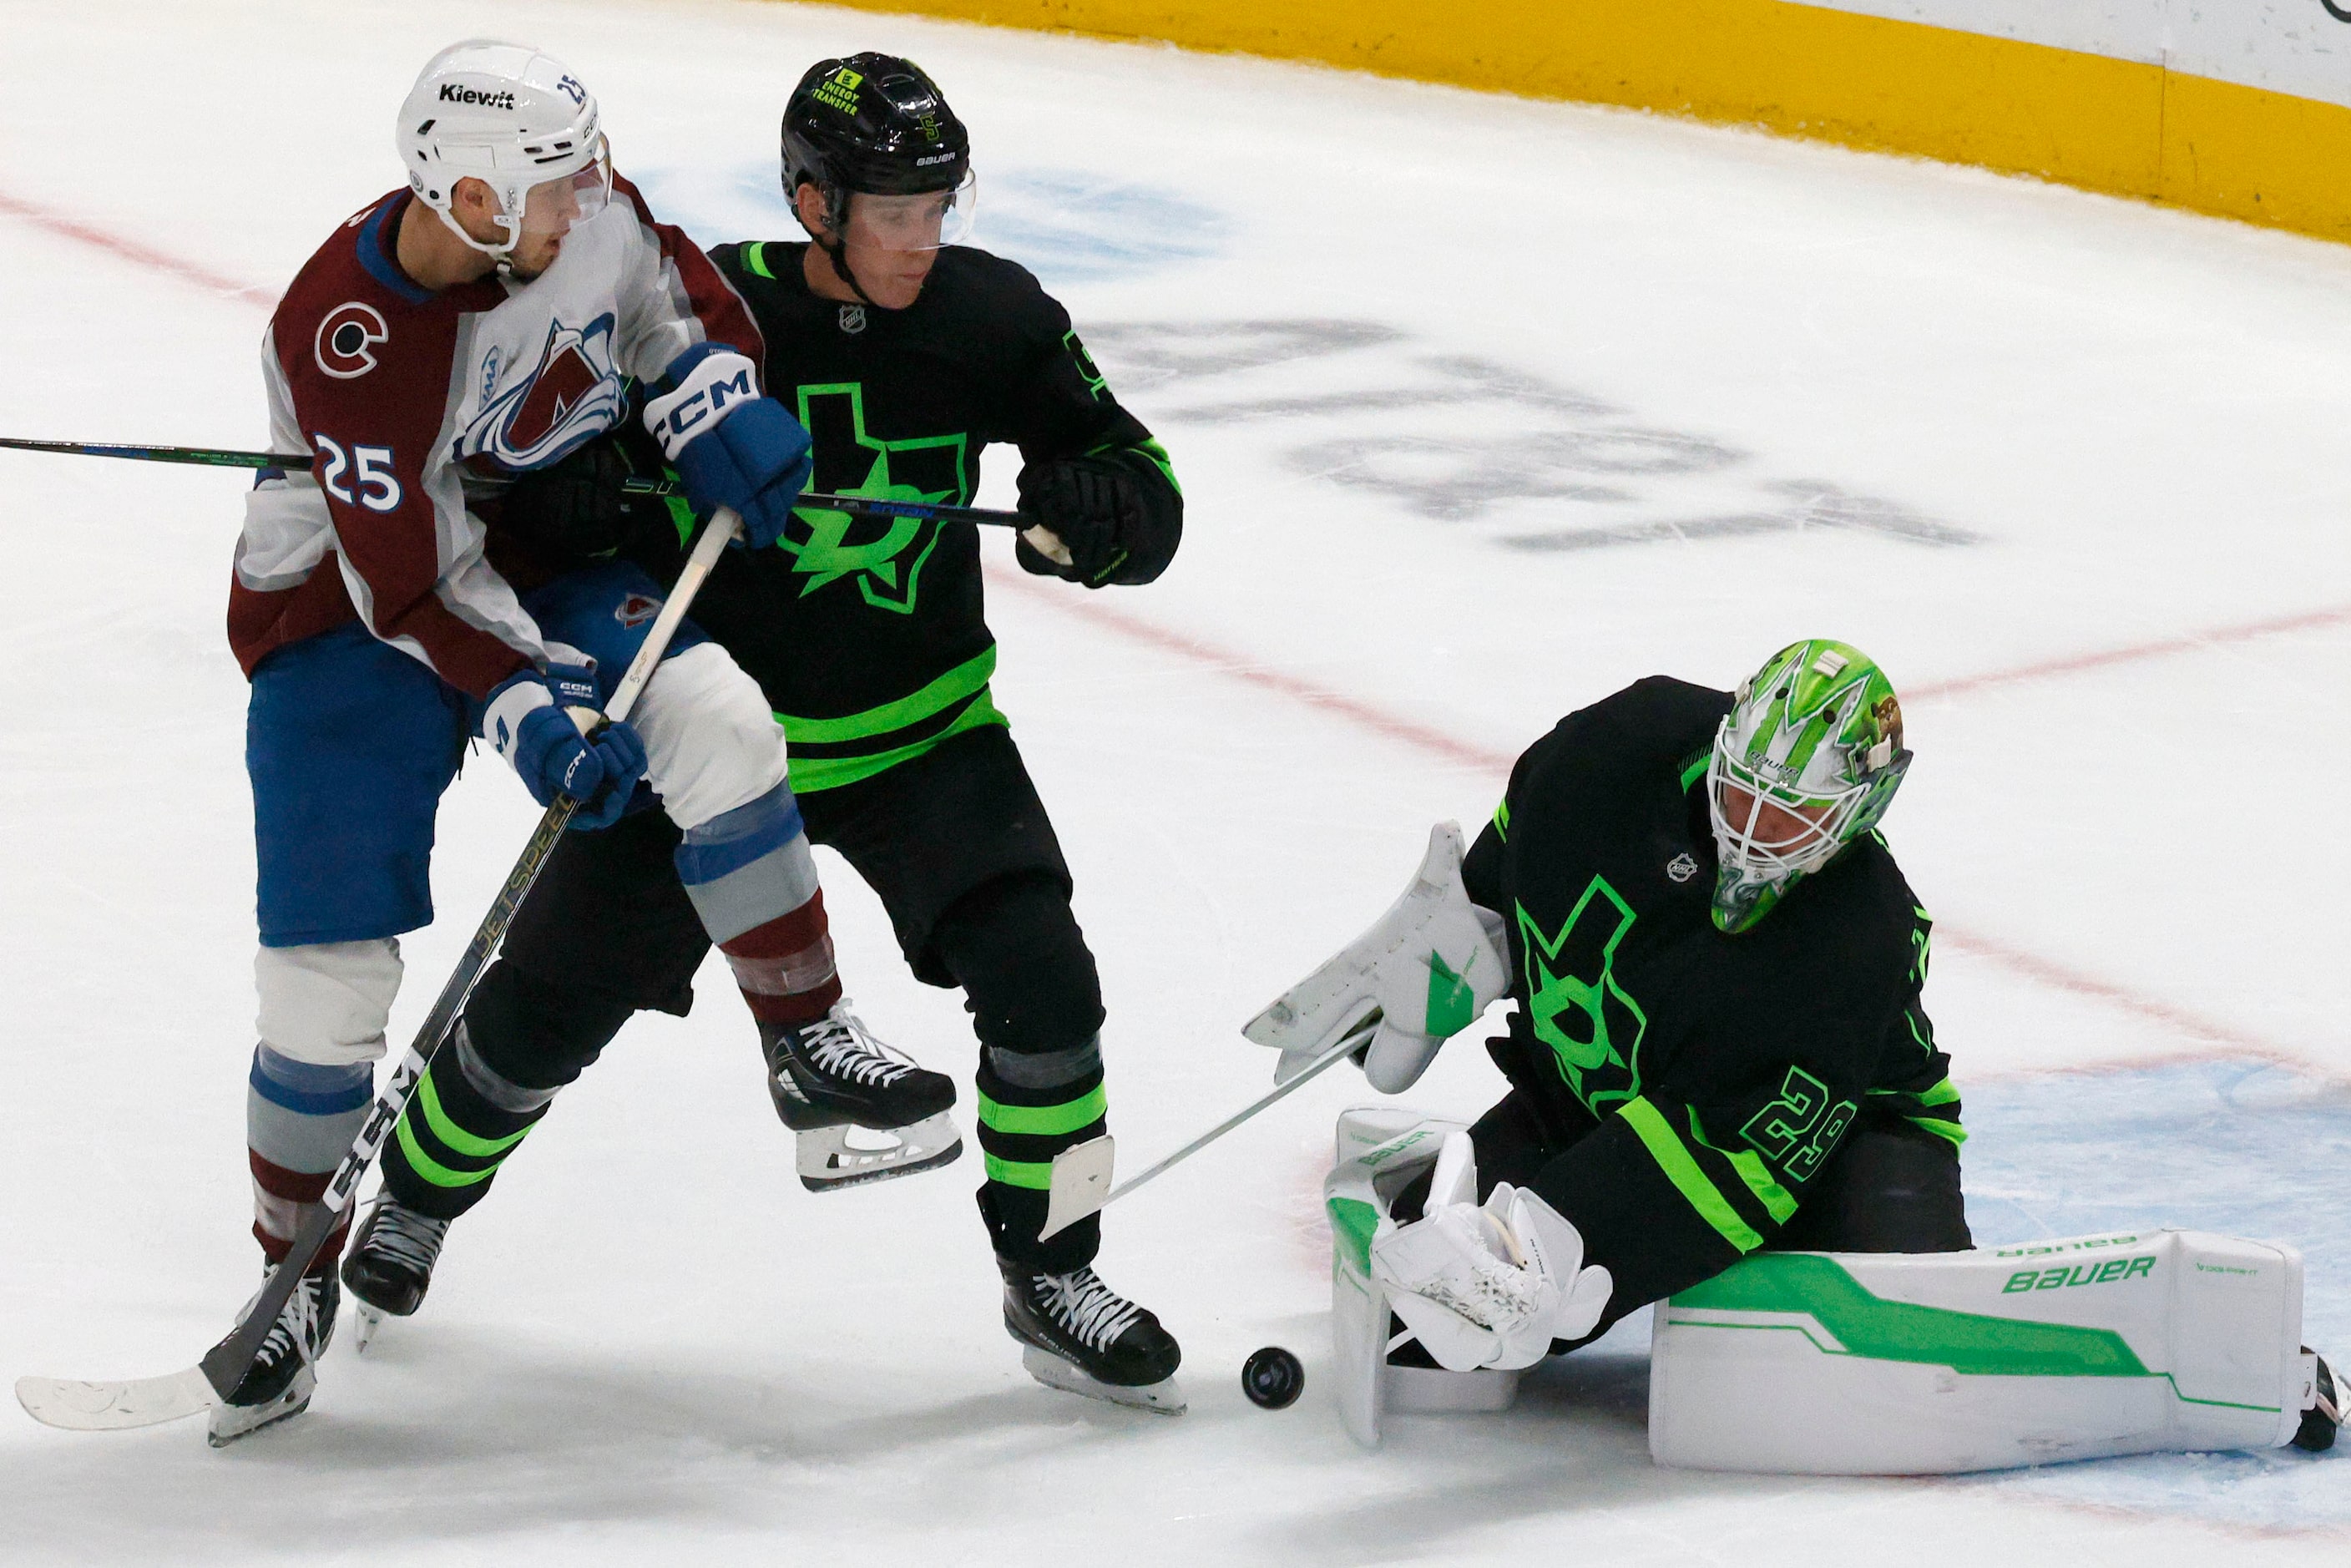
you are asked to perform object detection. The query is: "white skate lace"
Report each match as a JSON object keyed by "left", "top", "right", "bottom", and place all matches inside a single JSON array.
[
  {"left": 251, "top": 1272, "right": 329, "bottom": 1367},
  {"left": 801, "top": 1009, "right": 914, "bottom": 1090},
  {"left": 1036, "top": 1267, "right": 1143, "bottom": 1352},
  {"left": 361, "top": 1200, "right": 450, "bottom": 1277}
]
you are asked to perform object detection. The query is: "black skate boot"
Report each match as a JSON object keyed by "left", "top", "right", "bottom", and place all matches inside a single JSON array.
[
  {"left": 341, "top": 1196, "right": 452, "bottom": 1351},
  {"left": 207, "top": 1265, "right": 339, "bottom": 1448},
  {"left": 761, "top": 1001, "right": 961, "bottom": 1192},
  {"left": 2294, "top": 1348, "right": 2343, "bottom": 1453},
  {"left": 999, "top": 1257, "right": 1184, "bottom": 1414}
]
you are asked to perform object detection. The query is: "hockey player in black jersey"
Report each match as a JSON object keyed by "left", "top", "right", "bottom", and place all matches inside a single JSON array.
[
  {"left": 1254, "top": 641, "right": 1967, "bottom": 1400},
  {"left": 340, "top": 54, "right": 1185, "bottom": 1409}
]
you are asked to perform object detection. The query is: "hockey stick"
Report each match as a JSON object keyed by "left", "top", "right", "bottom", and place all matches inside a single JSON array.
[
  {"left": 13, "top": 508, "right": 745, "bottom": 1435},
  {"left": 0, "top": 436, "right": 1061, "bottom": 550},
  {"left": 1036, "top": 1015, "right": 1383, "bottom": 1241}
]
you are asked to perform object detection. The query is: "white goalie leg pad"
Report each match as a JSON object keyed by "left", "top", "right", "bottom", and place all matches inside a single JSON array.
[
  {"left": 630, "top": 642, "right": 793, "bottom": 831},
  {"left": 1650, "top": 1228, "right": 2312, "bottom": 1474},
  {"left": 1248, "top": 822, "right": 1510, "bottom": 1093},
  {"left": 255, "top": 938, "right": 402, "bottom": 1066},
  {"left": 1326, "top": 1110, "right": 1522, "bottom": 1447}
]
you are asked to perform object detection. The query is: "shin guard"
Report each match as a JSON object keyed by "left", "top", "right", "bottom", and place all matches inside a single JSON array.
[{"left": 675, "top": 784, "right": 841, "bottom": 1026}]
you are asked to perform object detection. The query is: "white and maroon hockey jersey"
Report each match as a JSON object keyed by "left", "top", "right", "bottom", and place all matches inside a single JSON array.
[{"left": 227, "top": 176, "right": 761, "bottom": 699}]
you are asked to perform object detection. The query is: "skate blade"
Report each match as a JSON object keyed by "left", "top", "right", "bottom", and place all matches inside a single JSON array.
[
  {"left": 205, "top": 1369, "right": 315, "bottom": 1449},
  {"left": 351, "top": 1303, "right": 384, "bottom": 1355},
  {"left": 797, "top": 1114, "right": 963, "bottom": 1193},
  {"left": 1019, "top": 1345, "right": 1186, "bottom": 1415}
]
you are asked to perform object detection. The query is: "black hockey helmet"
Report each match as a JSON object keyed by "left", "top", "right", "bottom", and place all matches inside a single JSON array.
[{"left": 781, "top": 53, "right": 970, "bottom": 232}]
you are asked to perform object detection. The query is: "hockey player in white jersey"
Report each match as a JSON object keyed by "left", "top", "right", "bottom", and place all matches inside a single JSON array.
[{"left": 213, "top": 40, "right": 952, "bottom": 1444}]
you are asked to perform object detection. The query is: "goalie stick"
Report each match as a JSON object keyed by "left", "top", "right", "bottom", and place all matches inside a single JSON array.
[
  {"left": 13, "top": 508, "right": 743, "bottom": 1435},
  {"left": 1036, "top": 1015, "right": 1382, "bottom": 1241},
  {"left": 0, "top": 434, "right": 1069, "bottom": 558}
]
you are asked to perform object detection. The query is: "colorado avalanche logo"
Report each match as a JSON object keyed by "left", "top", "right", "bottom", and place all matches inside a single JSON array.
[
  {"left": 459, "top": 313, "right": 626, "bottom": 471},
  {"left": 614, "top": 593, "right": 661, "bottom": 628},
  {"left": 315, "top": 302, "right": 389, "bottom": 379}
]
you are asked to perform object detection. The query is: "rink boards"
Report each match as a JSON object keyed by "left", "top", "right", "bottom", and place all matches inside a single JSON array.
[{"left": 822, "top": 0, "right": 2351, "bottom": 243}]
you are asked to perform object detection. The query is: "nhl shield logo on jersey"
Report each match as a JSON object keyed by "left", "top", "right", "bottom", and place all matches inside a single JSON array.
[
  {"left": 1667, "top": 852, "right": 1699, "bottom": 883},
  {"left": 613, "top": 593, "right": 662, "bottom": 628},
  {"left": 314, "top": 302, "right": 390, "bottom": 379},
  {"left": 459, "top": 313, "right": 627, "bottom": 471}
]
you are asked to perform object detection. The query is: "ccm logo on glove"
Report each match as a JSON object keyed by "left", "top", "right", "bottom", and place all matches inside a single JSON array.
[{"left": 644, "top": 346, "right": 759, "bottom": 460}]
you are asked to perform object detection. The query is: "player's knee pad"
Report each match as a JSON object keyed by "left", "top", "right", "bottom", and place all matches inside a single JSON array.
[
  {"left": 631, "top": 643, "right": 790, "bottom": 830},
  {"left": 1650, "top": 1228, "right": 2315, "bottom": 1473},
  {"left": 255, "top": 938, "right": 402, "bottom": 1066},
  {"left": 934, "top": 873, "right": 1105, "bottom": 1056},
  {"left": 1326, "top": 1109, "right": 1522, "bottom": 1448}
]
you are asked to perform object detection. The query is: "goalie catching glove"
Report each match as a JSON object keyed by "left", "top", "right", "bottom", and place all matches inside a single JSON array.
[
  {"left": 1370, "top": 1131, "right": 1613, "bottom": 1372},
  {"left": 1244, "top": 822, "right": 1509, "bottom": 1091}
]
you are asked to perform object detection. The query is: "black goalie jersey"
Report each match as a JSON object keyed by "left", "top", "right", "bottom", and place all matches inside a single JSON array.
[{"left": 1458, "top": 675, "right": 1964, "bottom": 1313}]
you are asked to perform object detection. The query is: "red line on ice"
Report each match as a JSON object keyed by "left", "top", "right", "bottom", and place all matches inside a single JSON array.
[
  {"left": 0, "top": 204, "right": 2316, "bottom": 1075},
  {"left": 986, "top": 568, "right": 2327, "bottom": 1073},
  {"left": 0, "top": 187, "right": 279, "bottom": 310},
  {"left": 1907, "top": 602, "right": 2351, "bottom": 702}
]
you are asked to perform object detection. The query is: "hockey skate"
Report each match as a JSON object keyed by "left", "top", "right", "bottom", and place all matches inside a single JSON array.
[
  {"left": 207, "top": 1265, "right": 339, "bottom": 1447},
  {"left": 2295, "top": 1348, "right": 2343, "bottom": 1453},
  {"left": 1000, "top": 1257, "right": 1184, "bottom": 1414},
  {"left": 341, "top": 1196, "right": 452, "bottom": 1352},
  {"left": 762, "top": 1002, "right": 962, "bottom": 1192}
]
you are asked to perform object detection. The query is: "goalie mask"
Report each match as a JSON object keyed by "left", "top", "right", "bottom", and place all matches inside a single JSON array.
[{"left": 1706, "top": 640, "right": 1910, "bottom": 934}]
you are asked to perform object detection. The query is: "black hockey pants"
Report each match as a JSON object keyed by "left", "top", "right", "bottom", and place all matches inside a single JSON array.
[{"left": 379, "top": 726, "right": 1112, "bottom": 1271}]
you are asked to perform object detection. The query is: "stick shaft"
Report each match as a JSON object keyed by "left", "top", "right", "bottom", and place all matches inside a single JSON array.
[
  {"left": 1103, "top": 1019, "right": 1382, "bottom": 1208},
  {"left": 197, "top": 510, "right": 741, "bottom": 1400},
  {"left": 0, "top": 437, "right": 1029, "bottom": 529}
]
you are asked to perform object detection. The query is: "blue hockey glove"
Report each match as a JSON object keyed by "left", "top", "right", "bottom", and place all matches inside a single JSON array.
[
  {"left": 642, "top": 343, "right": 813, "bottom": 550},
  {"left": 480, "top": 663, "right": 649, "bottom": 830}
]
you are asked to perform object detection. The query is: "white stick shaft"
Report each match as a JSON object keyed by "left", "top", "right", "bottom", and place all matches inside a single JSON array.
[
  {"left": 1104, "top": 1018, "right": 1380, "bottom": 1207},
  {"left": 604, "top": 506, "right": 738, "bottom": 724}
]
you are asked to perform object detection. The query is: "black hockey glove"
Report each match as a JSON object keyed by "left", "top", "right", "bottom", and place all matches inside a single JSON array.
[
  {"left": 493, "top": 438, "right": 649, "bottom": 569},
  {"left": 1014, "top": 452, "right": 1181, "bottom": 589}
]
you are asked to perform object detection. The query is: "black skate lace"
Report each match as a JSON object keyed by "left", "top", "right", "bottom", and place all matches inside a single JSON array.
[
  {"left": 801, "top": 1009, "right": 913, "bottom": 1089},
  {"left": 1035, "top": 1267, "right": 1143, "bottom": 1352},
  {"left": 362, "top": 1200, "right": 450, "bottom": 1276}
]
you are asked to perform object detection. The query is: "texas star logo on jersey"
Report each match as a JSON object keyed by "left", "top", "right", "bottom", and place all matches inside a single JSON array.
[{"left": 458, "top": 314, "right": 627, "bottom": 471}]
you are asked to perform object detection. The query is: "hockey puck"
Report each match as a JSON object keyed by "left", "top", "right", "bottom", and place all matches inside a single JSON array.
[{"left": 1241, "top": 1345, "right": 1304, "bottom": 1409}]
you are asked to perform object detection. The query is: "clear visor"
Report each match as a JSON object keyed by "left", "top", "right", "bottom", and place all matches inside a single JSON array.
[
  {"left": 516, "top": 139, "right": 614, "bottom": 240},
  {"left": 1706, "top": 733, "right": 1869, "bottom": 882},
  {"left": 841, "top": 172, "right": 977, "bottom": 253}
]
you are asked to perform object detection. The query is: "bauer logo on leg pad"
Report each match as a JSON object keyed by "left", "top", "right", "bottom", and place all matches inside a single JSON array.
[{"left": 2003, "top": 1256, "right": 2156, "bottom": 1292}]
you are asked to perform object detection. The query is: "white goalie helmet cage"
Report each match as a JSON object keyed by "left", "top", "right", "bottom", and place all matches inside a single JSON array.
[{"left": 397, "top": 39, "right": 611, "bottom": 257}]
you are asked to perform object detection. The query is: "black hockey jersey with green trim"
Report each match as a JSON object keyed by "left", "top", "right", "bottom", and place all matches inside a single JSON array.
[
  {"left": 1459, "top": 675, "right": 1961, "bottom": 1312},
  {"left": 629, "top": 240, "right": 1176, "bottom": 792}
]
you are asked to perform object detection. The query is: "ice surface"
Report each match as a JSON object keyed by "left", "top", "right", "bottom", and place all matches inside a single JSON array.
[{"left": 0, "top": 0, "right": 2346, "bottom": 1561}]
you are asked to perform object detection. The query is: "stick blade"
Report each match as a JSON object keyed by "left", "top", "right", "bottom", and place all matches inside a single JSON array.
[
  {"left": 1036, "top": 1134, "right": 1115, "bottom": 1241},
  {"left": 16, "top": 1368, "right": 219, "bottom": 1432}
]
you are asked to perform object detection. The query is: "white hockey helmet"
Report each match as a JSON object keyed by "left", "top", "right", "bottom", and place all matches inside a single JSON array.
[{"left": 397, "top": 39, "right": 612, "bottom": 258}]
